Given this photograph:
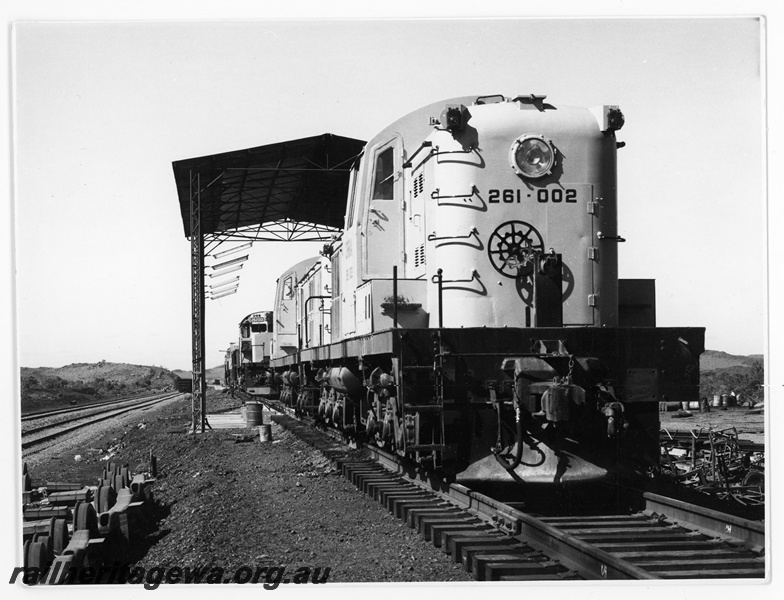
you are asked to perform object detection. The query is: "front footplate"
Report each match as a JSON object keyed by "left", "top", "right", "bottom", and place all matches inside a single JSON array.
[{"left": 457, "top": 436, "right": 608, "bottom": 484}]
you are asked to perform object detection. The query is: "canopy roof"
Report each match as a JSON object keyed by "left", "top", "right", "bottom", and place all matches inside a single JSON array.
[{"left": 173, "top": 133, "right": 365, "bottom": 241}]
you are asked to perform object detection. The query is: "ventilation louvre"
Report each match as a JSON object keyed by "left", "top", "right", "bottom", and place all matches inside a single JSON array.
[
  {"left": 413, "top": 172, "right": 425, "bottom": 198},
  {"left": 414, "top": 244, "right": 426, "bottom": 268}
]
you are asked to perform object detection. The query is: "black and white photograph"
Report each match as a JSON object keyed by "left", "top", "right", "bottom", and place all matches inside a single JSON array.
[{"left": 4, "top": 1, "right": 781, "bottom": 594}]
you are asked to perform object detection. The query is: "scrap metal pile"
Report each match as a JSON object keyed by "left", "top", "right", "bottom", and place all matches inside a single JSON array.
[
  {"left": 659, "top": 427, "right": 764, "bottom": 507},
  {"left": 20, "top": 456, "right": 158, "bottom": 584}
]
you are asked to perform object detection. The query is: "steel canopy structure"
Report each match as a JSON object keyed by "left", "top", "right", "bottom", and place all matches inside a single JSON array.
[{"left": 172, "top": 133, "right": 366, "bottom": 433}]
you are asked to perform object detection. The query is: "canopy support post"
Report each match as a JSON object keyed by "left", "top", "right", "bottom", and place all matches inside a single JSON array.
[{"left": 189, "top": 170, "right": 207, "bottom": 433}]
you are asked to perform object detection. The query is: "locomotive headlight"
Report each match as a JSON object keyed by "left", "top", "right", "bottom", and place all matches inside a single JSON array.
[{"left": 510, "top": 135, "right": 556, "bottom": 179}]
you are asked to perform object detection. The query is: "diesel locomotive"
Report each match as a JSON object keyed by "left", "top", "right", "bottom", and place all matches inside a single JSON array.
[
  {"left": 263, "top": 94, "right": 704, "bottom": 484},
  {"left": 227, "top": 312, "right": 273, "bottom": 394}
]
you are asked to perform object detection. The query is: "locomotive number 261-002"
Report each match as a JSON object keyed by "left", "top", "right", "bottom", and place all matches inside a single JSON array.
[{"left": 488, "top": 187, "right": 579, "bottom": 203}]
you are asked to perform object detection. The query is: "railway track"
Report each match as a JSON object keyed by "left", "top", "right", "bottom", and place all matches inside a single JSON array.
[
  {"left": 255, "top": 396, "right": 766, "bottom": 581},
  {"left": 22, "top": 392, "right": 181, "bottom": 432},
  {"left": 22, "top": 391, "right": 182, "bottom": 451},
  {"left": 21, "top": 392, "right": 169, "bottom": 421}
]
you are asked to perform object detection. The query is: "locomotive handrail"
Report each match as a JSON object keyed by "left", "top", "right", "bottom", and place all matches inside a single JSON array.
[
  {"left": 430, "top": 269, "right": 487, "bottom": 296},
  {"left": 427, "top": 227, "right": 480, "bottom": 244},
  {"left": 430, "top": 269, "right": 479, "bottom": 285},
  {"left": 475, "top": 94, "right": 506, "bottom": 105},
  {"left": 303, "top": 295, "right": 331, "bottom": 349},
  {"left": 430, "top": 186, "right": 478, "bottom": 201},
  {"left": 402, "top": 141, "right": 434, "bottom": 169},
  {"left": 597, "top": 231, "right": 626, "bottom": 242}
]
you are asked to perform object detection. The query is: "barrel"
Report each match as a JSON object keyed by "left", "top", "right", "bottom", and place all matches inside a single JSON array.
[
  {"left": 681, "top": 401, "right": 690, "bottom": 410},
  {"left": 721, "top": 394, "right": 729, "bottom": 407},
  {"left": 259, "top": 424, "right": 273, "bottom": 442},
  {"left": 246, "top": 401, "right": 264, "bottom": 427},
  {"left": 712, "top": 395, "right": 721, "bottom": 407},
  {"left": 688, "top": 401, "right": 700, "bottom": 410}
]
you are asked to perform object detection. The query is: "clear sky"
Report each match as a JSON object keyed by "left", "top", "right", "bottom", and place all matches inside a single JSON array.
[
  {"left": 5, "top": 4, "right": 779, "bottom": 374},
  {"left": 11, "top": 15, "right": 769, "bottom": 371}
]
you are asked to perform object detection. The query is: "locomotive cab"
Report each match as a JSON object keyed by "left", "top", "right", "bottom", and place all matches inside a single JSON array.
[
  {"left": 238, "top": 311, "right": 273, "bottom": 394},
  {"left": 339, "top": 95, "right": 624, "bottom": 334}
]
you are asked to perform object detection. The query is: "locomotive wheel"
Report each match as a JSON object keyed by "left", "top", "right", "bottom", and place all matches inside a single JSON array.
[
  {"left": 52, "top": 519, "right": 69, "bottom": 556},
  {"left": 75, "top": 501, "right": 98, "bottom": 533},
  {"left": 33, "top": 533, "right": 53, "bottom": 564},
  {"left": 332, "top": 407, "right": 343, "bottom": 429},
  {"left": 22, "top": 539, "right": 31, "bottom": 571},
  {"left": 95, "top": 484, "right": 104, "bottom": 513},
  {"left": 27, "top": 541, "right": 48, "bottom": 572},
  {"left": 99, "top": 484, "right": 116, "bottom": 513},
  {"left": 380, "top": 418, "right": 394, "bottom": 448},
  {"left": 366, "top": 412, "right": 378, "bottom": 437}
]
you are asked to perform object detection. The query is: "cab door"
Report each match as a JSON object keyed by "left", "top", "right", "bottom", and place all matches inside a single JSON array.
[
  {"left": 362, "top": 136, "right": 403, "bottom": 278},
  {"left": 543, "top": 184, "right": 595, "bottom": 325}
]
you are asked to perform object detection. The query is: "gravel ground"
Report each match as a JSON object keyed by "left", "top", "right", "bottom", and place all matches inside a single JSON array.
[
  {"left": 659, "top": 406, "right": 765, "bottom": 445},
  {"left": 23, "top": 390, "right": 472, "bottom": 584},
  {"left": 22, "top": 394, "right": 184, "bottom": 467}
]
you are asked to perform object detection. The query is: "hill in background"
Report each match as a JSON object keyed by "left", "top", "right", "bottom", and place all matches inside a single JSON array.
[
  {"left": 171, "top": 365, "right": 224, "bottom": 383},
  {"left": 700, "top": 350, "right": 763, "bottom": 371},
  {"left": 20, "top": 362, "right": 180, "bottom": 413},
  {"left": 700, "top": 350, "right": 764, "bottom": 404}
]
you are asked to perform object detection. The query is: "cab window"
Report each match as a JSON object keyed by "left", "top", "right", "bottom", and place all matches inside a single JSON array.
[
  {"left": 372, "top": 147, "right": 394, "bottom": 199},
  {"left": 282, "top": 276, "right": 294, "bottom": 299},
  {"left": 346, "top": 162, "right": 360, "bottom": 228}
]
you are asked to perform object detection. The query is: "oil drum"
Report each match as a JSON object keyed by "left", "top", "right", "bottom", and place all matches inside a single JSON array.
[{"left": 246, "top": 401, "right": 264, "bottom": 426}]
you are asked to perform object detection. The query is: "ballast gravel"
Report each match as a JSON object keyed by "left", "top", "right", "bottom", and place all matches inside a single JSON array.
[{"left": 23, "top": 390, "right": 472, "bottom": 584}]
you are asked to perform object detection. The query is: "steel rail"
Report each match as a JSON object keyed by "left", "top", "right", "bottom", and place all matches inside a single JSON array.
[
  {"left": 22, "top": 392, "right": 177, "bottom": 422},
  {"left": 365, "top": 444, "right": 653, "bottom": 580},
  {"left": 643, "top": 491, "right": 765, "bottom": 550},
  {"left": 23, "top": 392, "right": 181, "bottom": 437},
  {"left": 22, "top": 392, "right": 182, "bottom": 450}
]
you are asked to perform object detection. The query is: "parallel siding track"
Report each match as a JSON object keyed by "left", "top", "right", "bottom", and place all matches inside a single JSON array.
[{"left": 22, "top": 392, "right": 182, "bottom": 450}]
